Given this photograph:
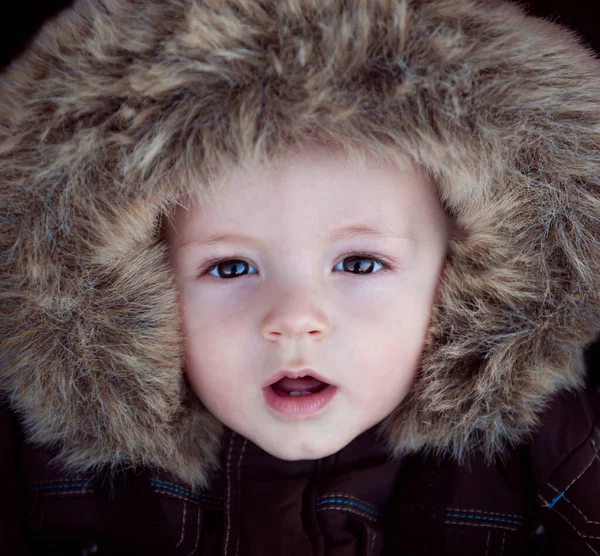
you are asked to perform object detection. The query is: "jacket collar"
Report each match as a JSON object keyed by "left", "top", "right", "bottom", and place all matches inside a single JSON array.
[{"left": 205, "top": 422, "right": 402, "bottom": 511}]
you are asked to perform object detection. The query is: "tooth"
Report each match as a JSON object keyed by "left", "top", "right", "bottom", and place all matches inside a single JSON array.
[{"left": 290, "top": 391, "right": 312, "bottom": 396}]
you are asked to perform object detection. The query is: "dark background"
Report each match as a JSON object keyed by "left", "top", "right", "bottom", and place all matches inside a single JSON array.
[{"left": 1, "top": 0, "right": 598, "bottom": 383}]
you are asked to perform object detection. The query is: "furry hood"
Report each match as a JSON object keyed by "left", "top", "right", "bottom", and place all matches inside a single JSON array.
[{"left": 1, "top": 0, "right": 600, "bottom": 489}]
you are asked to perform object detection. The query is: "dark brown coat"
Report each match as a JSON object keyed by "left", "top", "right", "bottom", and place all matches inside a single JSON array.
[
  {"left": 1, "top": 0, "right": 600, "bottom": 554},
  {"left": 2, "top": 385, "right": 600, "bottom": 555}
]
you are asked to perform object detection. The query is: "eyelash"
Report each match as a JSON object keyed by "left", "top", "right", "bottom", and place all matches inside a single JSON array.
[{"left": 198, "top": 251, "right": 395, "bottom": 279}]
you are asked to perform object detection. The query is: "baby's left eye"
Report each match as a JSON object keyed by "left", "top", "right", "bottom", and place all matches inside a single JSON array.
[{"left": 334, "top": 255, "right": 386, "bottom": 275}]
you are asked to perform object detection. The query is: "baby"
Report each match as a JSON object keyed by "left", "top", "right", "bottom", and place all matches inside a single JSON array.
[
  {"left": 166, "top": 146, "right": 450, "bottom": 461},
  {"left": 2, "top": 0, "right": 599, "bottom": 554}
]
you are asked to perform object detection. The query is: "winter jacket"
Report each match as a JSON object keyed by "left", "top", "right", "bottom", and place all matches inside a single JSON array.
[
  {"left": 1, "top": 385, "right": 600, "bottom": 555},
  {"left": 1, "top": 0, "right": 600, "bottom": 554}
]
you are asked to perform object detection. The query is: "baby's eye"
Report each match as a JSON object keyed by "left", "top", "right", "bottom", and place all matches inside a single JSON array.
[
  {"left": 206, "top": 260, "right": 258, "bottom": 279},
  {"left": 333, "top": 255, "right": 386, "bottom": 274},
  {"left": 204, "top": 254, "right": 388, "bottom": 279}
]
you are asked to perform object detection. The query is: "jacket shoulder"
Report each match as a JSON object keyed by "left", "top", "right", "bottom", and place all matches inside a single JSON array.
[
  {"left": 529, "top": 386, "right": 600, "bottom": 554},
  {"left": 530, "top": 386, "right": 600, "bottom": 481}
]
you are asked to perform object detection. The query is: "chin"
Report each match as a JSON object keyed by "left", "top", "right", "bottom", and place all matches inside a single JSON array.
[{"left": 260, "top": 434, "right": 350, "bottom": 462}]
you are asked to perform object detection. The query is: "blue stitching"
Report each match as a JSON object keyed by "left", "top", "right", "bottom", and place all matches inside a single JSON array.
[
  {"left": 29, "top": 481, "right": 90, "bottom": 491},
  {"left": 548, "top": 492, "right": 565, "bottom": 509},
  {"left": 150, "top": 481, "right": 223, "bottom": 506},
  {"left": 316, "top": 497, "right": 382, "bottom": 516},
  {"left": 446, "top": 512, "right": 522, "bottom": 526}
]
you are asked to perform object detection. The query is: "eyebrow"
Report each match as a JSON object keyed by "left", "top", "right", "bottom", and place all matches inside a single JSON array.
[{"left": 175, "top": 224, "right": 414, "bottom": 249}]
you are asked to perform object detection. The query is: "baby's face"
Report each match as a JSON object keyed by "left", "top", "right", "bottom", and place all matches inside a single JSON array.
[{"left": 167, "top": 148, "right": 449, "bottom": 460}]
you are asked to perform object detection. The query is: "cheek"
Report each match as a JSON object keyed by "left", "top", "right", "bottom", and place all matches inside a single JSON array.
[
  {"left": 179, "top": 286, "right": 265, "bottom": 416},
  {"left": 180, "top": 284, "right": 239, "bottom": 356},
  {"left": 351, "top": 286, "right": 432, "bottom": 353},
  {"left": 184, "top": 340, "right": 240, "bottom": 420},
  {"left": 180, "top": 297, "right": 241, "bottom": 410},
  {"left": 344, "top": 288, "right": 431, "bottom": 395}
]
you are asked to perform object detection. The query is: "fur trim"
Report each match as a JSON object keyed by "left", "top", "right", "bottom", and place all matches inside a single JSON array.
[{"left": 1, "top": 0, "right": 599, "bottom": 488}]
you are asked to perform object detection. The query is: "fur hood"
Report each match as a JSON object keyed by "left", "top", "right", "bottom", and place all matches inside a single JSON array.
[{"left": 1, "top": 0, "right": 600, "bottom": 489}]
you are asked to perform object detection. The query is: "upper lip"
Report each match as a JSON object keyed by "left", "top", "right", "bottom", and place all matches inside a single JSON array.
[{"left": 263, "top": 368, "right": 334, "bottom": 388}]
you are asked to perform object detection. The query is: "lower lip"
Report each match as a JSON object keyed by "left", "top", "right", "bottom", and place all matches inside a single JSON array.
[{"left": 263, "top": 384, "right": 337, "bottom": 417}]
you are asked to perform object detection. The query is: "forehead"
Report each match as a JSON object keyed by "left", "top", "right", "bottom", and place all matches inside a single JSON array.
[
  {"left": 167, "top": 150, "right": 450, "bottom": 255},
  {"left": 166, "top": 150, "right": 451, "bottom": 258},
  {"left": 166, "top": 146, "right": 444, "bottom": 245}
]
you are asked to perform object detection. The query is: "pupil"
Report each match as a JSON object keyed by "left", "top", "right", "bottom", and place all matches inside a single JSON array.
[
  {"left": 221, "top": 260, "right": 246, "bottom": 278},
  {"left": 345, "top": 257, "right": 373, "bottom": 274}
]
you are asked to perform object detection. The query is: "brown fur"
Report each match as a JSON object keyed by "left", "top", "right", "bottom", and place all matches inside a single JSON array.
[{"left": 1, "top": 0, "right": 599, "bottom": 488}]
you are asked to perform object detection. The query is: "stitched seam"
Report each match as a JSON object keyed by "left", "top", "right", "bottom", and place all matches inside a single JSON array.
[
  {"left": 152, "top": 480, "right": 223, "bottom": 502},
  {"left": 547, "top": 450, "right": 599, "bottom": 510},
  {"left": 30, "top": 478, "right": 90, "bottom": 485},
  {"left": 151, "top": 490, "right": 221, "bottom": 507},
  {"left": 317, "top": 493, "right": 380, "bottom": 513},
  {"left": 371, "top": 531, "right": 377, "bottom": 554},
  {"left": 317, "top": 497, "right": 382, "bottom": 516},
  {"left": 176, "top": 501, "right": 187, "bottom": 548},
  {"left": 539, "top": 494, "right": 600, "bottom": 548},
  {"left": 315, "top": 458, "right": 322, "bottom": 533},
  {"left": 501, "top": 532, "right": 506, "bottom": 556},
  {"left": 235, "top": 439, "right": 247, "bottom": 556},
  {"left": 447, "top": 508, "right": 522, "bottom": 520},
  {"left": 151, "top": 484, "right": 221, "bottom": 506},
  {"left": 29, "top": 482, "right": 91, "bottom": 491},
  {"left": 485, "top": 530, "right": 491, "bottom": 556},
  {"left": 151, "top": 480, "right": 223, "bottom": 503},
  {"left": 28, "top": 490, "right": 92, "bottom": 498},
  {"left": 317, "top": 506, "right": 379, "bottom": 522},
  {"left": 444, "top": 520, "right": 518, "bottom": 532},
  {"left": 224, "top": 433, "right": 235, "bottom": 556},
  {"left": 445, "top": 512, "right": 522, "bottom": 526},
  {"left": 186, "top": 502, "right": 201, "bottom": 556},
  {"left": 151, "top": 490, "right": 202, "bottom": 506},
  {"left": 547, "top": 482, "right": 600, "bottom": 525}
]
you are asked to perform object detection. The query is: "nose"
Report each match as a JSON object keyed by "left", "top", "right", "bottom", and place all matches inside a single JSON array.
[{"left": 261, "top": 289, "right": 330, "bottom": 342}]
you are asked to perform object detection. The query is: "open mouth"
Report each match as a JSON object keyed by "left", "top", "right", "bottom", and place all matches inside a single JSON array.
[
  {"left": 270, "top": 376, "right": 329, "bottom": 397},
  {"left": 264, "top": 375, "right": 337, "bottom": 416},
  {"left": 271, "top": 376, "right": 329, "bottom": 396}
]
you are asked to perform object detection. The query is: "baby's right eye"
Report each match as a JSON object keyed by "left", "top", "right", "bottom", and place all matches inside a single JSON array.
[{"left": 206, "top": 259, "right": 258, "bottom": 279}]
